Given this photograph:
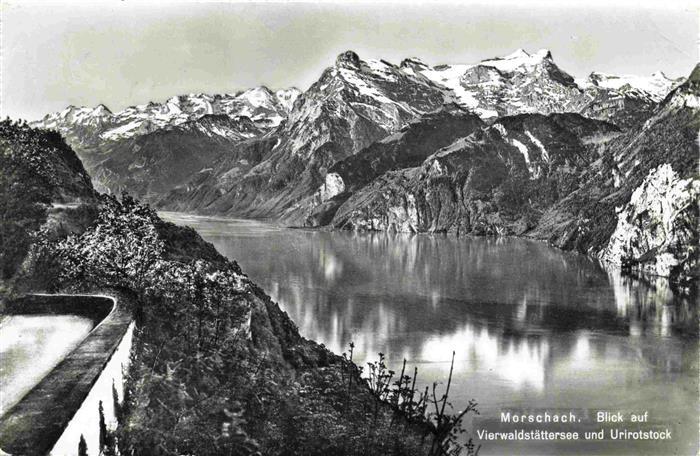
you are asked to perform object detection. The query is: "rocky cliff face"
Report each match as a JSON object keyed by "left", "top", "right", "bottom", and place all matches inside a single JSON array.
[
  {"left": 530, "top": 65, "right": 699, "bottom": 270},
  {"left": 599, "top": 164, "right": 698, "bottom": 282},
  {"left": 594, "top": 68, "right": 700, "bottom": 283}
]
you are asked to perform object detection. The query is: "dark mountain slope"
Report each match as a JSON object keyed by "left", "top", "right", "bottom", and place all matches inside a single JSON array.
[
  {"left": 83, "top": 115, "right": 263, "bottom": 200},
  {"left": 155, "top": 135, "right": 280, "bottom": 214},
  {"left": 304, "top": 105, "right": 485, "bottom": 226},
  {"left": 329, "top": 113, "right": 620, "bottom": 235},
  {"left": 329, "top": 105, "right": 485, "bottom": 192}
]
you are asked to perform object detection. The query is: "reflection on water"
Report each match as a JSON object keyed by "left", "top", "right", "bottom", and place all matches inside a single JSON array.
[
  {"left": 161, "top": 212, "right": 699, "bottom": 455},
  {"left": 0, "top": 315, "right": 94, "bottom": 416}
]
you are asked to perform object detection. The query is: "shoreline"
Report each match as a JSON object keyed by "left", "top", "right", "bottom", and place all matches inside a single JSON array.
[{"left": 158, "top": 210, "right": 699, "bottom": 297}]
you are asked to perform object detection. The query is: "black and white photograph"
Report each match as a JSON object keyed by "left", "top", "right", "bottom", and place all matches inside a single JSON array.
[{"left": 0, "top": 1, "right": 698, "bottom": 455}]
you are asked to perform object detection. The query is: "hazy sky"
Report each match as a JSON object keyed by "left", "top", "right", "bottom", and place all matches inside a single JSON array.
[{"left": 1, "top": 1, "right": 697, "bottom": 120}]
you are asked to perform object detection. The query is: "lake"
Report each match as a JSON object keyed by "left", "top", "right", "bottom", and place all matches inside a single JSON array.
[
  {"left": 0, "top": 314, "right": 94, "bottom": 417},
  {"left": 161, "top": 212, "right": 699, "bottom": 455}
]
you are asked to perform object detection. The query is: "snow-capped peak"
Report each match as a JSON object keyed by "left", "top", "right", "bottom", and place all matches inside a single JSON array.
[
  {"left": 93, "top": 104, "right": 112, "bottom": 115},
  {"left": 232, "top": 86, "right": 300, "bottom": 114},
  {"left": 59, "top": 105, "right": 86, "bottom": 118},
  {"left": 336, "top": 50, "right": 363, "bottom": 69},
  {"left": 51, "top": 104, "right": 112, "bottom": 124},
  {"left": 651, "top": 71, "right": 669, "bottom": 80},
  {"left": 504, "top": 48, "right": 530, "bottom": 60},
  {"left": 480, "top": 48, "right": 553, "bottom": 72},
  {"left": 583, "top": 71, "right": 676, "bottom": 102},
  {"left": 275, "top": 88, "right": 302, "bottom": 112},
  {"left": 321, "top": 48, "right": 578, "bottom": 121},
  {"left": 413, "top": 48, "right": 577, "bottom": 118},
  {"left": 400, "top": 57, "right": 429, "bottom": 69},
  {"left": 238, "top": 86, "right": 276, "bottom": 107}
]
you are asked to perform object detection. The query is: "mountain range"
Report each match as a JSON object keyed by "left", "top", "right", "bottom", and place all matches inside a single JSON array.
[{"left": 31, "top": 49, "right": 698, "bottom": 283}]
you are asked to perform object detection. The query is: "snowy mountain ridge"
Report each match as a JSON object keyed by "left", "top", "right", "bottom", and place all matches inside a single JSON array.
[
  {"left": 35, "top": 86, "right": 301, "bottom": 144},
  {"left": 579, "top": 71, "right": 678, "bottom": 102},
  {"left": 34, "top": 48, "right": 678, "bottom": 147}
]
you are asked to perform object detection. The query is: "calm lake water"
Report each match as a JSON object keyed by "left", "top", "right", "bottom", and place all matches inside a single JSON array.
[
  {"left": 162, "top": 212, "right": 699, "bottom": 455},
  {"left": 0, "top": 314, "right": 93, "bottom": 417}
]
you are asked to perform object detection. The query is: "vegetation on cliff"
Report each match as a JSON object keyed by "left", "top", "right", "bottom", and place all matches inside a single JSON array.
[
  {"left": 3, "top": 122, "right": 480, "bottom": 455},
  {"left": 0, "top": 119, "right": 94, "bottom": 282},
  {"left": 21, "top": 194, "right": 480, "bottom": 455}
]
